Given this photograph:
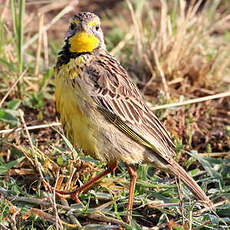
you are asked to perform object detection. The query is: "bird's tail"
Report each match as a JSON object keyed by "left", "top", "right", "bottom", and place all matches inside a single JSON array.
[{"left": 167, "top": 160, "right": 214, "bottom": 209}]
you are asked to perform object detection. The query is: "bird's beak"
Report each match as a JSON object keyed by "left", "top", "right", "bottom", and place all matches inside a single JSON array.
[{"left": 81, "top": 21, "right": 88, "bottom": 33}]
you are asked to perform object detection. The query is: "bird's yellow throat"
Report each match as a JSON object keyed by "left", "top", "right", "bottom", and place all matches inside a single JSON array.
[{"left": 69, "top": 32, "right": 99, "bottom": 53}]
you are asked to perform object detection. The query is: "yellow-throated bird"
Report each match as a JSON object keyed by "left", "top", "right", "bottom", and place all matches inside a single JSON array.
[{"left": 54, "top": 12, "right": 213, "bottom": 218}]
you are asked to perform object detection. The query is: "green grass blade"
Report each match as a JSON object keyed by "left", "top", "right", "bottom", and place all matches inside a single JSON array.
[
  {"left": 10, "top": 0, "right": 18, "bottom": 42},
  {"left": 0, "top": 156, "right": 25, "bottom": 175},
  {"left": 10, "top": 0, "right": 25, "bottom": 73},
  {"left": 18, "top": 0, "right": 25, "bottom": 72}
]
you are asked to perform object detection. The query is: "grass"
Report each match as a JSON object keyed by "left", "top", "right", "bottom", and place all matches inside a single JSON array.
[
  {"left": 0, "top": 0, "right": 230, "bottom": 229},
  {"left": 10, "top": 0, "right": 25, "bottom": 73}
]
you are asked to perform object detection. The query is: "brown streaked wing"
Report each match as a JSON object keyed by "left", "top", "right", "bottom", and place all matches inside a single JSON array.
[{"left": 87, "top": 50, "right": 175, "bottom": 157}]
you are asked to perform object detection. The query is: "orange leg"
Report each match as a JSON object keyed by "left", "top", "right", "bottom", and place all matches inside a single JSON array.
[
  {"left": 125, "top": 164, "right": 137, "bottom": 222},
  {"left": 43, "top": 161, "right": 118, "bottom": 203}
]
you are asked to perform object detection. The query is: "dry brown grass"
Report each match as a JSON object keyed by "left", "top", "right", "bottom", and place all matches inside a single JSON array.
[
  {"left": 122, "top": 0, "right": 230, "bottom": 102},
  {"left": 0, "top": 0, "right": 229, "bottom": 229}
]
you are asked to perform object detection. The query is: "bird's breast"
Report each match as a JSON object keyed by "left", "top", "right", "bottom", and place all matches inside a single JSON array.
[{"left": 55, "top": 58, "right": 101, "bottom": 159}]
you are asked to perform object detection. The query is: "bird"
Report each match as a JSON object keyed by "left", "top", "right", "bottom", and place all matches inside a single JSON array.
[{"left": 53, "top": 12, "right": 213, "bottom": 220}]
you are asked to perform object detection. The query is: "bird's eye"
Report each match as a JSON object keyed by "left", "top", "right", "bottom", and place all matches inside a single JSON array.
[
  {"left": 70, "top": 23, "right": 75, "bottom": 30},
  {"left": 95, "top": 25, "right": 100, "bottom": 31}
]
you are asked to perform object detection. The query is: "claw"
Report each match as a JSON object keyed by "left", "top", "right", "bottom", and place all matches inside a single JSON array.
[
  {"left": 42, "top": 179, "right": 81, "bottom": 202},
  {"left": 41, "top": 161, "right": 118, "bottom": 205}
]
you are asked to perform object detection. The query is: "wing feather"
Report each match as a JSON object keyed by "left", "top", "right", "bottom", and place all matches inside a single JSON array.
[{"left": 86, "top": 50, "right": 175, "bottom": 158}]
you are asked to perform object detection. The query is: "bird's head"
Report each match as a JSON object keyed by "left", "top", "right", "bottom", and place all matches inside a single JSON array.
[{"left": 65, "top": 12, "right": 105, "bottom": 54}]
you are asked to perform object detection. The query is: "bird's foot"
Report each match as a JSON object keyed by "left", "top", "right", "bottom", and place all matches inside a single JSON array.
[
  {"left": 42, "top": 179, "right": 82, "bottom": 204},
  {"left": 124, "top": 209, "right": 132, "bottom": 224},
  {"left": 124, "top": 216, "right": 130, "bottom": 224}
]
